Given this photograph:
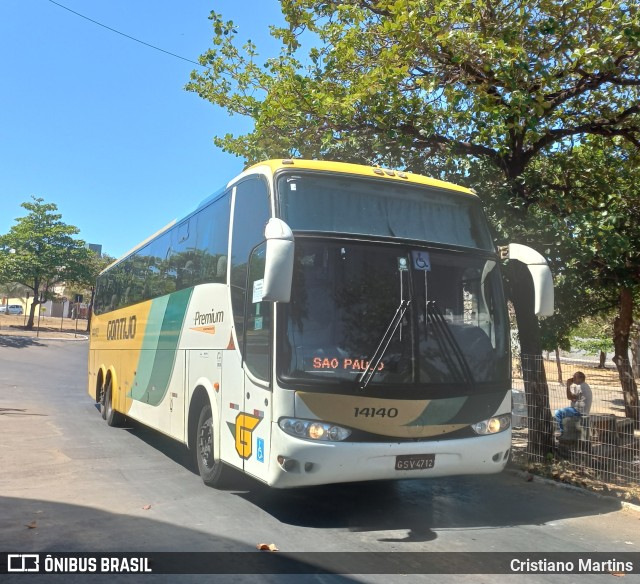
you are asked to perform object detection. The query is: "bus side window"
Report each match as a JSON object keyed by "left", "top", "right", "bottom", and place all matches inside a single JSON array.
[
  {"left": 230, "top": 177, "right": 271, "bottom": 361},
  {"left": 195, "top": 192, "right": 230, "bottom": 285}
]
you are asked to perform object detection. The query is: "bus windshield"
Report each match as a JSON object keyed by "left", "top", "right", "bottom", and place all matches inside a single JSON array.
[
  {"left": 279, "top": 240, "right": 509, "bottom": 391},
  {"left": 277, "top": 172, "right": 494, "bottom": 251}
]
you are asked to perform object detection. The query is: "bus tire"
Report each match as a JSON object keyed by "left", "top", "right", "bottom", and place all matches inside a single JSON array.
[
  {"left": 104, "top": 380, "right": 125, "bottom": 427},
  {"left": 196, "top": 403, "right": 229, "bottom": 488}
]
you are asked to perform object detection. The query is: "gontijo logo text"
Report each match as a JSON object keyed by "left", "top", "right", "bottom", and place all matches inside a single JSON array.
[{"left": 106, "top": 316, "right": 137, "bottom": 341}]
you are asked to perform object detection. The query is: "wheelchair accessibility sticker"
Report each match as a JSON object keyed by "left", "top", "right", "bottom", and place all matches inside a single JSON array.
[{"left": 257, "top": 438, "right": 265, "bottom": 463}]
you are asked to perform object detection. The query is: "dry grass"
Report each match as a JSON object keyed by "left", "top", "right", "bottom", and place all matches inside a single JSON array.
[
  {"left": 0, "top": 313, "right": 88, "bottom": 338},
  {"left": 537, "top": 357, "right": 621, "bottom": 390},
  {"left": 513, "top": 357, "right": 629, "bottom": 417}
]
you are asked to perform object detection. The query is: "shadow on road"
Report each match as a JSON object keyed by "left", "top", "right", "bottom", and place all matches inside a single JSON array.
[
  {"left": 0, "top": 335, "right": 47, "bottom": 348},
  {"left": 0, "top": 496, "right": 369, "bottom": 582},
  {"left": 120, "top": 421, "right": 625, "bottom": 545},
  {"left": 231, "top": 472, "right": 624, "bottom": 543},
  {"left": 0, "top": 408, "right": 48, "bottom": 417}
]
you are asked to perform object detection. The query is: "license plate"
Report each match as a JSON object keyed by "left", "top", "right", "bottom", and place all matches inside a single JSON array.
[{"left": 395, "top": 454, "right": 435, "bottom": 471}]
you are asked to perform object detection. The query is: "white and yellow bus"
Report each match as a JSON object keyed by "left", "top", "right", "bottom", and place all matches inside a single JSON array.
[{"left": 89, "top": 159, "right": 553, "bottom": 488}]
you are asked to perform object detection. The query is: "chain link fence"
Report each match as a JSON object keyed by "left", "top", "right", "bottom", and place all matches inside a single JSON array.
[{"left": 511, "top": 355, "right": 640, "bottom": 496}]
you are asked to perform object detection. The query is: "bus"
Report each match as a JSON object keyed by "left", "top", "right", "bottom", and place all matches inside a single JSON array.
[{"left": 89, "top": 159, "right": 553, "bottom": 489}]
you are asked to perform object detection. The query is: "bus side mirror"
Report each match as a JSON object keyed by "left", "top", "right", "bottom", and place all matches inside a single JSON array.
[
  {"left": 507, "top": 243, "right": 554, "bottom": 317},
  {"left": 262, "top": 218, "right": 294, "bottom": 303}
]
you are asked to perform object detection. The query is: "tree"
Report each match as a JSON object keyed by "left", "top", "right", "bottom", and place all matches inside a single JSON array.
[
  {"left": 73, "top": 252, "right": 115, "bottom": 332},
  {"left": 524, "top": 136, "right": 640, "bottom": 424},
  {"left": 188, "top": 0, "right": 639, "bottom": 168},
  {"left": 0, "top": 197, "right": 95, "bottom": 329},
  {"left": 188, "top": 0, "right": 640, "bottom": 445}
]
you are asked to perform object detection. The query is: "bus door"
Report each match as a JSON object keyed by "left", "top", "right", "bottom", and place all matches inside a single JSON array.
[
  {"left": 228, "top": 176, "right": 273, "bottom": 480},
  {"left": 241, "top": 242, "right": 272, "bottom": 480}
]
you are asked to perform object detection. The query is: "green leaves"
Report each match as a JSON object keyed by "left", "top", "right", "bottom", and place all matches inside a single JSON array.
[
  {"left": 187, "top": 0, "right": 640, "bottom": 352},
  {"left": 188, "top": 0, "right": 640, "bottom": 171}
]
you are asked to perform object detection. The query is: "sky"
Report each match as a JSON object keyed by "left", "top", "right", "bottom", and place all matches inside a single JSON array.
[{"left": 0, "top": 0, "right": 284, "bottom": 259}]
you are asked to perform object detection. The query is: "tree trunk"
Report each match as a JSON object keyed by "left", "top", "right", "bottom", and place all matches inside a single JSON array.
[
  {"left": 598, "top": 350, "right": 607, "bottom": 369},
  {"left": 555, "top": 347, "right": 563, "bottom": 384},
  {"left": 508, "top": 260, "right": 554, "bottom": 459},
  {"left": 612, "top": 287, "right": 639, "bottom": 427},
  {"left": 26, "top": 299, "right": 39, "bottom": 330},
  {"left": 85, "top": 286, "right": 95, "bottom": 334},
  {"left": 26, "top": 282, "right": 39, "bottom": 330},
  {"left": 631, "top": 330, "right": 640, "bottom": 379}
]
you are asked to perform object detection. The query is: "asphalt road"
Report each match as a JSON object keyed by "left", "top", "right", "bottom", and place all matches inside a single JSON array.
[{"left": 1, "top": 337, "right": 639, "bottom": 583}]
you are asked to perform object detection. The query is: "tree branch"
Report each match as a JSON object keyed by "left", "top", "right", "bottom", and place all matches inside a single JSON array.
[
  {"left": 394, "top": 122, "right": 502, "bottom": 161},
  {"left": 527, "top": 103, "right": 640, "bottom": 159},
  {"left": 545, "top": 50, "right": 640, "bottom": 111}
]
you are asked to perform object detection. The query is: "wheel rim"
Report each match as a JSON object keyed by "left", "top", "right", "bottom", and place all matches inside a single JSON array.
[
  {"left": 198, "top": 417, "right": 215, "bottom": 470},
  {"left": 105, "top": 384, "right": 112, "bottom": 417}
]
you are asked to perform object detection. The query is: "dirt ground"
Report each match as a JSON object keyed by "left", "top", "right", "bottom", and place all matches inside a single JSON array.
[
  {"left": 513, "top": 357, "right": 629, "bottom": 415},
  {"left": 0, "top": 313, "right": 88, "bottom": 340},
  {"left": 539, "top": 358, "right": 622, "bottom": 392}
]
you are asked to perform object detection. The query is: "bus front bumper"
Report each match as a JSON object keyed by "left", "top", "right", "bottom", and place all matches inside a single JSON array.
[{"left": 266, "top": 425, "right": 512, "bottom": 488}]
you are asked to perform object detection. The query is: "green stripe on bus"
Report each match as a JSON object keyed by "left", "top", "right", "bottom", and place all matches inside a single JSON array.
[
  {"left": 405, "top": 392, "right": 506, "bottom": 427},
  {"left": 130, "top": 288, "right": 193, "bottom": 406},
  {"left": 403, "top": 396, "right": 467, "bottom": 427}
]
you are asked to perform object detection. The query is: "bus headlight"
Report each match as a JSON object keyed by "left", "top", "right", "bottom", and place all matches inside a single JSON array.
[
  {"left": 279, "top": 418, "right": 352, "bottom": 441},
  {"left": 472, "top": 414, "right": 511, "bottom": 435}
]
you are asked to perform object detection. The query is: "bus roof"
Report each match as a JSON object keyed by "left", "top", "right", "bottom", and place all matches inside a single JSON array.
[
  {"left": 245, "top": 159, "right": 476, "bottom": 197},
  {"left": 103, "top": 159, "right": 476, "bottom": 273}
]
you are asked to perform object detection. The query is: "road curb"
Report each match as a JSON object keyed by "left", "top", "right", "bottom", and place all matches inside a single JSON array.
[
  {"left": 0, "top": 333, "right": 88, "bottom": 342},
  {"left": 509, "top": 468, "right": 640, "bottom": 514}
]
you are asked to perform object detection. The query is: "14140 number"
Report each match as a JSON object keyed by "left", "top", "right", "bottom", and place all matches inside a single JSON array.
[{"left": 353, "top": 407, "right": 398, "bottom": 418}]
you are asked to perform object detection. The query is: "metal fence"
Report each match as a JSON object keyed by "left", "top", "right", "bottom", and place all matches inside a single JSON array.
[{"left": 511, "top": 355, "right": 640, "bottom": 495}]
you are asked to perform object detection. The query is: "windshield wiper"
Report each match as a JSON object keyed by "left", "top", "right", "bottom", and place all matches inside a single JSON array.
[
  {"left": 358, "top": 299, "right": 411, "bottom": 391},
  {"left": 426, "top": 301, "right": 475, "bottom": 386}
]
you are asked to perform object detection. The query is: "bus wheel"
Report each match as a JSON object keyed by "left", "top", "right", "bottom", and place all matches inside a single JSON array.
[
  {"left": 103, "top": 380, "right": 125, "bottom": 427},
  {"left": 196, "top": 403, "right": 228, "bottom": 488}
]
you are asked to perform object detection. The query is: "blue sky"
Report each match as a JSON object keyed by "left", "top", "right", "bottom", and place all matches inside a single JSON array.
[{"left": 0, "top": 0, "right": 283, "bottom": 259}]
